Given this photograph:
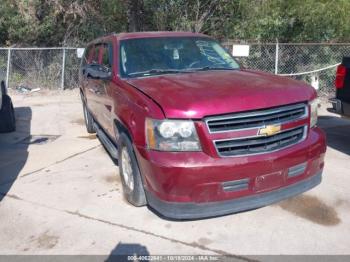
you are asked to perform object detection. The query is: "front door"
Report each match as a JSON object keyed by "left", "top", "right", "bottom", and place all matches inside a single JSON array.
[{"left": 95, "top": 43, "right": 114, "bottom": 136}]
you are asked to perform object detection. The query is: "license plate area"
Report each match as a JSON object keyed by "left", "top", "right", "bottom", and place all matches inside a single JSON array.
[{"left": 254, "top": 171, "right": 285, "bottom": 192}]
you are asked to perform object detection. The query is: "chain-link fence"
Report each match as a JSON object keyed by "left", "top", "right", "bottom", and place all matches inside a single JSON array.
[
  {"left": 225, "top": 43, "right": 278, "bottom": 74},
  {"left": 0, "top": 47, "right": 80, "bottom": 90},
  {"left": 0, "top": 49, "right": 8, "bottom": 85},
  {"left": 223, "top": 42, "right": 350, "bottom": 97},
  {"left": 1, "top": 43, "right": 350, "bottom": 96}
]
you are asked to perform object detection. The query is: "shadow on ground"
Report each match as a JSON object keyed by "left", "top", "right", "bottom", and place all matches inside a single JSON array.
[
  {"left": 318, "top": 115, "right": 350, "bottom": 155},
  {"left": 105, "top": 242, "right": 150, "bottom": 262},
  {"left": 0, "top": 107, "right": 32, "bottom": 201}
]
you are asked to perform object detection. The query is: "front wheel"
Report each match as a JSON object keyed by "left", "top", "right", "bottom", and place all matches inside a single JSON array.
[{"left": 118, "top": 133, "right": 147, "bottom": 207}]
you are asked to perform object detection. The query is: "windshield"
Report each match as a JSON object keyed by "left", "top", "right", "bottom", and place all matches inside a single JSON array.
[{"left": 119, "top": 37, "right": 240, "bottom": 78}]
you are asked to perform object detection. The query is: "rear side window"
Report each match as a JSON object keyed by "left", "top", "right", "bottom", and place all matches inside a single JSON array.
[
  {"left": 82, "top": 46, "right": 92, "bottom": 67},
  {"left": 84, "top": 43, "right": 112, "bottom": 66},
  {"left": 82, "top": 43, "right": 113, "bottom": 76},
  {"left": 85, "top": 45, "right": 99, "bottom": 65},
  {"left": 91, "top": 46, "right": 100, "bottom": 64},
  {"left": 100, "top": 43, "right": 113, "bottom": 71}
]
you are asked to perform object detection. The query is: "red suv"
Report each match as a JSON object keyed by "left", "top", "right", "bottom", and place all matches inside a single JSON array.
[{"left": 79, "top": 32, "right": 326, "bottom": 219}]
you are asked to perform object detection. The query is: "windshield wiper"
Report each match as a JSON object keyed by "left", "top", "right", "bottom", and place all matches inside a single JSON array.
[
  {"left": 127, "top": 67, "right": 237, "bottom": 77},
  {"left": 128, "top": 69, "right": 188, "bottom": 77},
  {"left": 193, "top": 66, "right": 238, "bottom": 71}
]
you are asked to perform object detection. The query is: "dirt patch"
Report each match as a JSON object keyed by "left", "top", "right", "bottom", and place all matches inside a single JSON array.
[
  {"left": 197, "top": 237, "right": 213, "bottom": 246},
  {"left": 278, "top": 195, "right": 341, "bottom": 226},
  {"left": 78, "top": 134, "right": 97, "bottom": 140},
  {"left": 335, "top": 199, "right": 350, "bottom": 209},
  {"left": 33, "top": 232, "right": 59, "bottom": 249},
  {"left": 71, "top": 118, "right": 85, "bottom": 126},
  {"left": 31, "top": 103, "right": 46, "bottom": 107},
  {"left": 105, "top": 174, "right": 120, "bottom": 184}
]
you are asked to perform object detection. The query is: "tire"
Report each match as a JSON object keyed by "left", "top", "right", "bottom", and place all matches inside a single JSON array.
[
  {"left": 0, "top": 95, "right": 16, "bottom": 133},
  {"left": 118, "top": 133, "right": 147, "bottom": 207},
  {"left": 80, "top": 93, "right": 95, "bottom": 134}
]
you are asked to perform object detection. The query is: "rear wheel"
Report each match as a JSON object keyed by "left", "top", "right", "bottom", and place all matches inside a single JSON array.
[
  {"left": 80, "top": 93, "right": 95, "bottom": 133},
  {"left": 0, "top": 95, "right": 16, "bottom": 133},
  {"left": 118, "top": 133, "right": 147, "bottom": 207}
]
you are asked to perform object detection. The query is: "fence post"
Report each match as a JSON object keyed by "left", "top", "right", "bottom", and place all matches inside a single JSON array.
[
  {"left": 61, "top": 48, "right": 66, "bottom": 89},
  {"left": 6, "top": 48, "right": 11, "bottom": 88},
  {"left": 274, "top": 40, "right": 279, "bottom": 75}
]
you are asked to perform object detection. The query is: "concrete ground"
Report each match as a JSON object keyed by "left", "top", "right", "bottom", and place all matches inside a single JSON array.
[{"left": 0, "top": 90, "right": 350, "bottom": 256}]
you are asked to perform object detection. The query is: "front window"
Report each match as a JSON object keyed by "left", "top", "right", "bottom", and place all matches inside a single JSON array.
[{"left": 119, "top": 37, "right": 240, "bottom": 78}]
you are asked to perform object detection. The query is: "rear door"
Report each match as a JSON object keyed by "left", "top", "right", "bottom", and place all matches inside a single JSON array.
[
  {"left": 84, "top": 44, "right": 103, "bottom": 121},
  {"left": 80, "top": 45, "right": 93, "bottom": 103}
]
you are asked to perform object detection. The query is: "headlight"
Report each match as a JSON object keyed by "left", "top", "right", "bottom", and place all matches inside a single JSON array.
[
  {"left": 309, "top": 99, "right": 318, "bottom": 128},
  {"left": 146, "top": 118, "right": 201, "bottom": 151}
]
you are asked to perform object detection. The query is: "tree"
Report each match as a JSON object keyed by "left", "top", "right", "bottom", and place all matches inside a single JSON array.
[
  {"left": 1, "top": 0, "right": 350, "bottom": 46},
  {"left": 223, "top": 0, "right": 350, "bottom": 42},
  {"left": 126, "top": 0, "right": 145, "bottom": 32},
  {"left": 145, "top": 0, "right": 224, "bottom": 32},
  {"left": 0, "top": 0, "right": 126, "bottom": 46}
]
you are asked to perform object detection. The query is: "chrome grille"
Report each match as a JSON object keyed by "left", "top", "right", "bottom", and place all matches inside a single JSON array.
[
  {"left": 206, "top": 103, "right": 307, "bottom": 133},
  {"left": 215, "top": 126, "right": 306, "bottom": 157}
]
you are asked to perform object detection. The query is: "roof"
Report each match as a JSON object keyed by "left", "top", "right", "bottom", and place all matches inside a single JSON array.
[
  {"left": 88, "top": 31, "right": 210, "bottom": 45},
  {"left": 115, "top": 31, "right": 210, "bottom": 40}
]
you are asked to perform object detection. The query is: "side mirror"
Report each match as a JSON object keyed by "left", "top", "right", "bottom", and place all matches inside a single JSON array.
[
  {"left": 86, "top": 64, "right": 112, "bottom": 80},
  {"left": 96, "top": 70, "right": 112, "bottom": 80}
]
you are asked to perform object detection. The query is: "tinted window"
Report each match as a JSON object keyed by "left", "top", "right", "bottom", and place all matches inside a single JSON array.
[
  {"left": 92, "top": 46, "right": 100, "bottom": 64},
  {"left": 101, "top": 44, "right": 112, "bottom": 70},
  {"left": 85, "top": 45, "right": 100, "bottom": 65},
  {"left": 82, "top": 46, "right": 92, "bottom": 67},
  {"left": 119, "top": 37, "right": 239, "bottom": 78}
]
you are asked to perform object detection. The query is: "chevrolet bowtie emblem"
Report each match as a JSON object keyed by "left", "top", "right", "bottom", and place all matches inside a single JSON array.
[{"left": 258, "top": 125, "right": 281, "bottom": 136}]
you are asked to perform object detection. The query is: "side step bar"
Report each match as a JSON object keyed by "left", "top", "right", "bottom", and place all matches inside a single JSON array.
[{"left": 93, "top": 122, "right": 118, "bottom": 159}]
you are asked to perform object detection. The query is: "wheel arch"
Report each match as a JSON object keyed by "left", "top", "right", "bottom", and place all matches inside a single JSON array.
[{"left": 114, "top": 118, "right": 133, "bottom": 143}]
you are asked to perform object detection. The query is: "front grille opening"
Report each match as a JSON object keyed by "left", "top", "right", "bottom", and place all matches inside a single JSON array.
[
  {"left": 288, "top": 162, "right": 307, "bottom": 178},
  {"left": 222, "top": 178, "right": 249, "bottom": 192},
  {"left": 206, "top": 103, "right": 307, "bottom": 133},
  {"left": 215, "top": 126, "right": 305, "bottom": 157}
]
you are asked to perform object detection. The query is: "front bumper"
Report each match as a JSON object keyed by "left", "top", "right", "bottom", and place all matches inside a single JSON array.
[
  {"left": 146, "top": 171, "right": 322, "bottom": 219},
  {"left": 135, "top": 127, "right": 326, "bottom": 219}
]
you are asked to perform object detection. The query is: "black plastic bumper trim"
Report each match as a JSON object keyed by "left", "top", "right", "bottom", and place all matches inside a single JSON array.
[{"left": 146, "top": 172, "right": 322, "bottom": 220}]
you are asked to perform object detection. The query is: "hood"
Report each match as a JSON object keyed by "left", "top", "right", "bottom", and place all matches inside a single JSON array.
[{"left": 126, "top": 69, "right": 316, "bottom": 119}]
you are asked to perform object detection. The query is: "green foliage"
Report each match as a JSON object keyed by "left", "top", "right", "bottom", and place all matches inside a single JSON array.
[
  {"left": 224, "top": 0, "right": 350, "bottom": 42},
  {"left": 0, "top": 0, "right": 127, "bottom": 46},
  {"left": 0, "top": 0, "right": 350, "bottom": 46}
]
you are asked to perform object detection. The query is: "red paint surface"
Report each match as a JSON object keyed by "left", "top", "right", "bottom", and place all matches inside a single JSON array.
[{"left": 81, "top": 32, "right": 326, "bottom": 204}]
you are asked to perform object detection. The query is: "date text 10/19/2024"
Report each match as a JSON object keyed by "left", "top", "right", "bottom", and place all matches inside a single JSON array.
[{"left": 127, "top": 255, "right": 220, "bottom": 261}]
